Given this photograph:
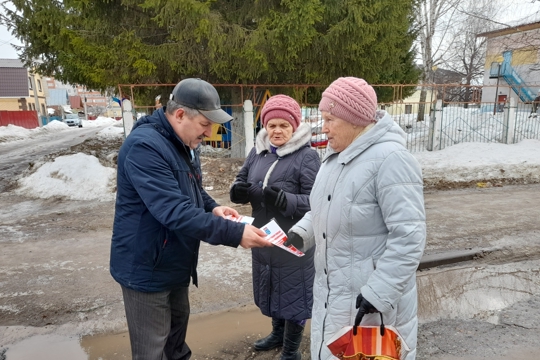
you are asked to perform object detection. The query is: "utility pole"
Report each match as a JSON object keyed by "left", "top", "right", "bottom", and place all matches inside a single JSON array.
[
  {"left": 493, "top": 63, "right": 501, "bottom": 115},
  {"left": 84, "top": 96, "right": 88, "bottom": 121},
  {"left": 29, "top": 74, "right": 44, "bottom": 126}
]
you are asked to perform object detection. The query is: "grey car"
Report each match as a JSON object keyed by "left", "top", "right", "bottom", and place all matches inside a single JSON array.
[{"left": 64, "top": 113, "right": 83, "bottom": 128}]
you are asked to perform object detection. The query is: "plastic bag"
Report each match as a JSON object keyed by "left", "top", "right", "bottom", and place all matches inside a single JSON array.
[{"left": 325, "top": 317, "right": 408, "bottom": 360}]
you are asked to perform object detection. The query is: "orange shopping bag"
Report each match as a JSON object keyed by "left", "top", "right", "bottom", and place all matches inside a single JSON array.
[{"left": 325, "top": 314, "right": 409, "bottom": 360}]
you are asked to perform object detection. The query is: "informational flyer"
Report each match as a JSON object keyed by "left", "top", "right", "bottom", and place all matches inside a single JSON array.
[
  {"left": 260, "top": 219, "right": 305, "bottom": 257},
  {"left": 224, "top": 214, "right": 255, "bottom": 225}
]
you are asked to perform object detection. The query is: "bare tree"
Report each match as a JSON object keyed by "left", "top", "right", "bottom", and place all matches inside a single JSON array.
[
  {"left": 414, "top": 0, "right": 460, "bottom": 120},
  {"left": 442, "top": 0, "right": 498, "bottom": 105}
]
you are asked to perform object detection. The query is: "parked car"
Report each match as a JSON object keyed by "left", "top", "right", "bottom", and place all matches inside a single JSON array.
[
  {"left": 310, "top": 119, "right": 328, "bottom": 148},
  {"left": 64, "top": 113, "right": 83, "bottom": 128}
]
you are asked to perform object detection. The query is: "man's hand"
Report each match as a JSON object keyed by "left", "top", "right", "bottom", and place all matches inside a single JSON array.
[
  {"left": 240, "top": 225, "right": 273, "bottom": 249},
  {"left": 353, "top": 294, "right": 379, "bottom": 335},
  {"left": 212, "top": 206, "right": 239, "bottom": 218},
  {"left": 283, "top": 231, "right": 304, "bottom": 250}
]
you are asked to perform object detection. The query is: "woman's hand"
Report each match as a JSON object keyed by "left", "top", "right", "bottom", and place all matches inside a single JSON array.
[
  {"left": 283, "top": 231, "right": 304, "bottom": 250},
  {"left": 230, "top": 182, "right": 251, "bottom": 203},
  {"left": 353, "top": 294, "right": 379, "bottom": 335},
  {"left": 263, "top": 186, "right": 287, "bottom": 210}
]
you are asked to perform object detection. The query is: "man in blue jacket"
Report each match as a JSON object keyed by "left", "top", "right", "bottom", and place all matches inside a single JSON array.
[{"left": 110, "top": 78, "right": 271, "bottom": 360}]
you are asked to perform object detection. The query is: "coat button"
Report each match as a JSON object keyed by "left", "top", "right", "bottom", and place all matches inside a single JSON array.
[
  {"left": 325, "top": 303, "right": 327, "bottom": 308},
  {"left": 323, "top": 233, "right": 326, "bottom": 239},
  {"left": 328, "top": 194, "right": 331, "bottom": 201},
  {"left": 324, "top": 268, "right": 327, "bottom": 274},
  {"left": 266, "top": 265, "right": 269, "bottom": 270}
]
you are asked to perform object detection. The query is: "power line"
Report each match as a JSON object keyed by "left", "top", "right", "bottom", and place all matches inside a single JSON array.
[{"left": 0, "top": 37, "right": 16, "bottom": 46}]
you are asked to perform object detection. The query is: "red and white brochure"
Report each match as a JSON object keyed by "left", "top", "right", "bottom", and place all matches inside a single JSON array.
[{"left": 260, "top": 219, "right": 305, "bottom": 257}]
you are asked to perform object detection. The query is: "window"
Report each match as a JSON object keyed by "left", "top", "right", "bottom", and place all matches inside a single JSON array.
[
  {"left": 37, "top": 80, "right": 42, "bottom": 92},
  {"left": 405, "top": 104, "right": 413, "bottom": 114},
  {"left": 28, "top": 77, "right": 33, "bottom": 90},
  {"left": 41, "top": 104, "right": 46, "bottom": 114}
]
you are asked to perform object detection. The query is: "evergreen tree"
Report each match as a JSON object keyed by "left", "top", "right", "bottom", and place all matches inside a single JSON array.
[{"left": 3, "top": 0, "right": 419, "bottom": 101}]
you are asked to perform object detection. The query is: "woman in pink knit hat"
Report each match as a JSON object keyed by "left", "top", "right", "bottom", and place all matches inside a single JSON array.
[
  {"left": 286, "top": 77, "right": 426, "bottom": 360},
  {"left": 230, "top": 94, "right": 321, "bottom": 360}
]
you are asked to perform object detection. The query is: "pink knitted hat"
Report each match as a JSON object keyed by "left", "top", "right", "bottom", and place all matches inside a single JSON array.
[
  {"left": 319, "top": 77, "right": 378, "bottom": 127},
  {"left": 261, "top": 95, "right": 302, "bottom": 131}
]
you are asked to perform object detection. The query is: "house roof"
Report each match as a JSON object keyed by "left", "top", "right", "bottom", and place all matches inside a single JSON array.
[
  {"left": 0, "top": 58, "right": 25, "bottom": 68},
  {"left": 477, "top": 21, "right": 540, "bottom": 38}
]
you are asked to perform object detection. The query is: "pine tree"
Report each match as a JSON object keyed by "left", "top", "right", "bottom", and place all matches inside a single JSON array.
[{"left": 3, "top": 0, "right": 419, "bottom": 101}]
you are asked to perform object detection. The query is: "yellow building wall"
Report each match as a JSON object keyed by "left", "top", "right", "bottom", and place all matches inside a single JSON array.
[
  {"left": 484, "top": 54, "right": 504, "bottom": 68},
  {"left": 0, "top": 97, "right": 47, "bottom": 112},
  {"left": 0, "top": 98, "right": 21, "bottom": 111},
  {"left": 27, "top": 72, "right": 47, "bottom": 114},
  {"left": 512, "top": 47, "right": 538, "bottom": 65},
  {"left": 0, "top": 71, "right": 47, "bottom": 113},
  {"left": 383, "top": 89, "right": 435, "bottom": 116},
  {"left": 485, "top": 47, "right": 538, "bottom": 67}
]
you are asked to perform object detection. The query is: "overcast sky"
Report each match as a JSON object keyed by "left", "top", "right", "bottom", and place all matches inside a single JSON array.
[{"left": 1, "top": 0, "right": 540, "bottom": 60}]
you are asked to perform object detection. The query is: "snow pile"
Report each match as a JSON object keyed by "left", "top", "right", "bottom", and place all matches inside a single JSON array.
[
  {"left": 41, "top": 120, "right": 70, "bottom": 132},
  {"left": 16, "top": 153, "right": 117, "bottom": 201},
  {"left": 416, "top": 139, "right": 540, "bottom": 187},
  {"left": 82, "top": 116, "right": 121, "bottom": 128},
  {"left": 0, "top": 124, "right": 33, "bottom": 143},
  {"left": 3, "top": 114, "right": 540, "bottom": 201},
  {"left": 0, "top": 121, "right": 70, "bottom": 143},
  {"left": 97, "top": 125, "right": 124, "bottom": 139}
]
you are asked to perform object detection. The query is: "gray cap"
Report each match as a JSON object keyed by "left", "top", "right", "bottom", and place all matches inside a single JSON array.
[{"left": 171, "top": 78, "right": 233, "bottom": 124}]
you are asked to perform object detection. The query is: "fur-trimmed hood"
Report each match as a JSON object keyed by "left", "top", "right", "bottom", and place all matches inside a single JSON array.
[{"left": 256, "top": 122, "right": 312, "bottom": 156}]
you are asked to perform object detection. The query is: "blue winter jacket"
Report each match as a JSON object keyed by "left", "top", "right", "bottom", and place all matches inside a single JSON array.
[{"left": 110, "top": 107, "right": 245, "bottom": 292}]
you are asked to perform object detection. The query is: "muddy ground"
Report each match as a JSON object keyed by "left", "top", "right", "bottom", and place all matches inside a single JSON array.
[{"left": 1, "top": 134, "right": 540, "bottom": 359}]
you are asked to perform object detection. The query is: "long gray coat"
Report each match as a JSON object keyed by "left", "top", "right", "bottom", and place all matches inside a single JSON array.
[
  {"left": 291, "top": 112, "right": 426, "bottom": 359},
  {"left": 231, "top": 123, "right": 321, "bottom": 321}
]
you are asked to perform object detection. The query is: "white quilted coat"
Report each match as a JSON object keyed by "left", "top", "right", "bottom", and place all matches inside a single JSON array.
[{"left": 291, "top": 111, "right": 426, "bottom": 360}]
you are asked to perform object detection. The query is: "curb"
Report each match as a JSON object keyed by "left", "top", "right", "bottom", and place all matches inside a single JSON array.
[{"left": 418, "top": 249, "right": 482, "bottom": 270}]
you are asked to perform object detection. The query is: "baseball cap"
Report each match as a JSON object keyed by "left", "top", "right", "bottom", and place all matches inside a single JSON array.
[{"left": 171, "top": 78, "right": 233, "bottom": 124}]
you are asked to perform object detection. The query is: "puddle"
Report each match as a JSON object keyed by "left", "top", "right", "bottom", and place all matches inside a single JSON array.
[
  {"left": 4, "top": 334, "right": 88, "bottom": 359},
  {"left": 4, "top": 306, "right": 284, "bottom": 359},
  {"left": 417, "top": 260, "right": 540, "bottom": 323},
  {"left": 4, "top": 261, "right": 540, "bottom": 359}
]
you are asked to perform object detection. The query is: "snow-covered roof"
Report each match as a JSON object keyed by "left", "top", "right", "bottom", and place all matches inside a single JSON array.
[
  {"left": 477, "top": 20, "right": 540, "bottom": 38},
  {"left": 0, "top": 58, "right": 25, "bottom": 68}
]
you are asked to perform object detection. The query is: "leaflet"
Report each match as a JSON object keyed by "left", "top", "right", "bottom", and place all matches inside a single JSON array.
[
  {"left": 224, "top": 214, "right": 255, "bottom": 225},
  {"left": 260, "top": 219, "right": 305, "bottom": 257}
]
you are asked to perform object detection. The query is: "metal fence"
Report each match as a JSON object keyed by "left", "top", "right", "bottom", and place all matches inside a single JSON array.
[{"left": 118, "top": 83, "right": 540, "bottom": 157}]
